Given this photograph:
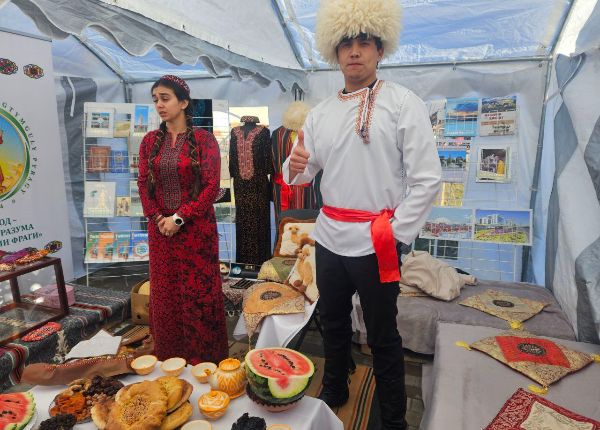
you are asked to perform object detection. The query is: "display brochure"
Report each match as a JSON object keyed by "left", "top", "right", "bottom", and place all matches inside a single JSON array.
[
  {"left": 419, "top": 207, "right": 473, "bottom": 241},
  {"left": 479, "top": 95, "right": 517, "bottom": 136},
  {"left": 114, "top": 232, "right": 131, "bottom": 262},
  {"left": 87, "top": 145, "right": 111, "bottom": 173},
  {"left": 473, "top": 209, "right": 532, "bottom": 245},
  {"left": 444, "top": 98, "right": 479, "bottom": 137},
  {"left": 427, "top": 99, "right": 446, "bottom": 138},
  {"left": 86, "top": 107, "right": 115, "bottom": 138},
  {"left": 109, "top": 150, "right": 129, "bottom": 173},
  {"left": 128, "top": 135, "right": 142, "bottom": 174},
  {"left": 114, "top": 111, "right": 132, "bottom": 138},
  {"left": 83, "top": 181, "right": 116, "bottom": 217},
  {"left": 129, "top": 180, "right": 143, "bottom": 216},
  {"left": 84, "top": 232, "right": 100, "bottom": 263},
  {"left": 476, "top": 146, "right": 511, "bottom": 183},
  {"left": 131, "top": 231, "right": 149, "bottom": 261},
  {"left": 115, "top": 196, "right": 131, "bottom": 216},
  {"left": 98, "top": 232, "right": 115, "bottom": 262},
  {"left": 133, "top": 105, "right": 149, "bottom": 135}
]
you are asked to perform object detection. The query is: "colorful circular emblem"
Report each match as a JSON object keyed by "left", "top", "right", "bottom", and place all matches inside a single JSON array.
[
  {"left": 0, "top": 58, "right": 18, "bottom": 75},
  {"left": 23, "top": 64, "right": 44, "bottom": 79},
  {"left": 0, "top": 108, "right": 30, "bottom": 202}
]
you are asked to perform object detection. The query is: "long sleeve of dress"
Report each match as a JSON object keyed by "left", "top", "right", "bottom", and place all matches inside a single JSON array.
[
  {"left": 177, "top": 130, "right": 221, "bottom": 220},
  {"left": 137, "top": 131, "right": 161, "bottom": 218},
  {"left": 229, "top": 130, "right": 239, "bottom": 179}
]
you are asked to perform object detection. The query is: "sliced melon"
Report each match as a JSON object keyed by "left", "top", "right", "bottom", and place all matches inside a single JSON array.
[
  {"left": 0, "top": 392, "right": 35, "bottom": 430},
  {"left": 245, "top": 348, "right": 314, "bottom": 405}
]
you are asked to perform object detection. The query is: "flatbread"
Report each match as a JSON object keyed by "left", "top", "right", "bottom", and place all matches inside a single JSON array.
[
  {"left": 156, "top": 376, "right": 185, "bottom": 411},
  {"left": 159, "top": 401, "right": 193, "bottom": 430}
]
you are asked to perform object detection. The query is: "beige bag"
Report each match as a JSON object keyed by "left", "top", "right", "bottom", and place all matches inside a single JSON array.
[{"left": 400, "top": 251, "right": 476, "bottom": 301}]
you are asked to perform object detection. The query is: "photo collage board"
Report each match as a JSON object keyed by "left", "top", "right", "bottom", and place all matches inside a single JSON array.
[{"left": 421, "top": 95, "right": 531, "bottom": 249}]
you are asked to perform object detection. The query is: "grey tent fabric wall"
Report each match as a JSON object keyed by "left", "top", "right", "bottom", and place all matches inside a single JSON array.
[
  {"left": 57, "top": 77, "right": 108, "bottom": 280},
  {"left": 546, "top": 54, "right": 600, "bottom": 343}
]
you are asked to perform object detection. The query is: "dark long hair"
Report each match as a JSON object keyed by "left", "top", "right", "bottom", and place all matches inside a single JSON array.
[{"left": 147, "top": 78, "right": 202, "bottom": 200}]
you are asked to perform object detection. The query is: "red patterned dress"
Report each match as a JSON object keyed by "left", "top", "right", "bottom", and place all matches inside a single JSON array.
[{"left": 138, "top": 128, "right": 228, "bottom": 365}]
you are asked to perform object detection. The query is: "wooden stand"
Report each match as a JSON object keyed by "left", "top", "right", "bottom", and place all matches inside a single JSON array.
[{"left": 0, "top": 257, "right": 69, "bottom": 345}]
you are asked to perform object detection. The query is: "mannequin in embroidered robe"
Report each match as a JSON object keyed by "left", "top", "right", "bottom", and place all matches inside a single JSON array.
[
  {"left": 271, "top": 102, "right": 323, "bottom": 224},
  {"left": 229, "top": 116, "right": 273, "bottom": 265}
]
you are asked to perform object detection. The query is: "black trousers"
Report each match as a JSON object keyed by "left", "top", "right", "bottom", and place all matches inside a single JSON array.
[{"left": 316, "top": 242, "right": 407, "bottom": 429}]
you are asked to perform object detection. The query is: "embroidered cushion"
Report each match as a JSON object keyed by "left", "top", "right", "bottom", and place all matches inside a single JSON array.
[
  {"left": 485, "top": 388, "right": 600, "bottom": 429},
  {"left": 273, "top": 218, "right": 315, "bottom": 257},
  {"left": 242, "top": 282, "right": 305, "bottom": 338},
  {"left": 257, "top": 257, "right": 298, "bottom": 283},
  {"left": 286, "top": 244, "right": 319, "bottom": 304},
  {"left": 460, "top": 289, "right": 547, "bottom": 324},
  {"left": 471, "top": 330, "right": 594, "bottom": 388}
]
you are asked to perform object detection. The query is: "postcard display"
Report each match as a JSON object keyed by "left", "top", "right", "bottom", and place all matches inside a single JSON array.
[
  {"left": 82, "top": 101, "right": 233, "bottom": 284},
  {"left": 418, "top": 96, "right": 531, "bottom": 281}
]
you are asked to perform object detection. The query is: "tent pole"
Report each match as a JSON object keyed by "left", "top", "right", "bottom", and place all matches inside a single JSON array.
[
  {"left": 270, "top": 0, "right": 306, "bottom": 69},
  {"left": 520, "top": 0, "right": 577, "bottom": 282}
]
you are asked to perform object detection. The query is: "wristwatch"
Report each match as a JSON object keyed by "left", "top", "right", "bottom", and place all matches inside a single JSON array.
[{"left": 172, "top": 213, "right": 184, "bottom": 226}]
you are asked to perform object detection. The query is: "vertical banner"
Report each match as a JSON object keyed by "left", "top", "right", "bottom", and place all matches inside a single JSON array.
[{"left": 0, "top": 30, "right": 74, "bottom": 285}]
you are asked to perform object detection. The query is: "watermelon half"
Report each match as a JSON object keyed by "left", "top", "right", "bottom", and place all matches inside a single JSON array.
[
  {"left": 0, "top": 392, "right": 35, "bottom": 430},
  {"left": 245, "top": 348, "right": 315, "bottom": 406}
]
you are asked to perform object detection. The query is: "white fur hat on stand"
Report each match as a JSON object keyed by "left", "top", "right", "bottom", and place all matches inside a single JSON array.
[
  {"left": 282, "top": 101, "right": 311, "bottom": 131},
  {"left": 315, "top": 0, "right": 403, "bottom": 65}
]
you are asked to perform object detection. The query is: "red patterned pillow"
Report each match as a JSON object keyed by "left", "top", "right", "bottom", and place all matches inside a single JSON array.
[
  {"left": 471, "top": 330, "right": 594, "bottom": 389},
  {"left": 485, "top": 388, "right": 600, "bottom": 429}
]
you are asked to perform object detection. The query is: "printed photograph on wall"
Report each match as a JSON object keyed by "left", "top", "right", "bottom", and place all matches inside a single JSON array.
[
  {"left": 473, "top": 209, "right": 532, "bottom": 245},
  {"left": 438, "top": 148, "right": 469, "bottom": 183},
  {"left": 427, "top": 99, "right": 446, "bottom": 138},
  {"left": 444, "top": 98, "right": 479, "bottom": 137},
  {"left": 476, "top": 146, "right": 510, "bottom": 183},
  {"left": 479, "top": 95, "right": 517, "bottom": 136},
  {"left": 86, "top": 108, "right": 114, "bottom": 138},
  {"left": 419, "top": 207, "right": 473, "bottom": 241}
]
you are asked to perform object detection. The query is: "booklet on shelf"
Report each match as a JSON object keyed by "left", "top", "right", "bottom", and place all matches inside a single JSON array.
[{"left": 84, "top": 181, "right": 116, "bottom": 217}]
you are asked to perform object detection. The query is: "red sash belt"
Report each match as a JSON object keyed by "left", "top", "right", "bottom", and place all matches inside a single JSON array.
[
  {"left": 273, "top": 173, "right": 309, "bottom": 212},
  {"left": 322, "top": 205, "right": 400, "bottom": 283}
]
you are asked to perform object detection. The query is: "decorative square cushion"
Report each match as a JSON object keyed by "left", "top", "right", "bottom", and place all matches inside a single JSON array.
[
  {"left": 286, "top": 244, "right": 319, "bottom": 304},
  {"left": 257, "top": 257, "right": 298, "bottom": 283},
  {"left": 471, "top": 330, "right": 594, "bottom": 388},
  {"left": 242, "top": 282, "right": 305, "bottom": 338},
  {"left": 485, "top": 388, "right": 600, "bottom": 429},
  {"left": 273, "top": 218, "right": 315, "bottom": 257},
  {"left": 459, "top": 289, "right": 548, "bottom": 324}
]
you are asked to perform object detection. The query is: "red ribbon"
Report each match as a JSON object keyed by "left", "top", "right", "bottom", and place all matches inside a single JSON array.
[
  {"left": 273, "top": 173, "right": 309, "bottom": 212},
  {"left": 322, "top": 205, "right": 400, "bottom": 283}
]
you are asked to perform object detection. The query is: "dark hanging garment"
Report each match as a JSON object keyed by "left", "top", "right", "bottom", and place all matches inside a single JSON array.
[
  {"left": 271, "top": 126, "right": 322, "bottom": 224},
  {"left": 229, "top": 125, "right": 273, "bottom": 265}
]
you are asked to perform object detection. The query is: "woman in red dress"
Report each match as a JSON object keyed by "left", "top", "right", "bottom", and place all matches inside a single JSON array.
[{"left": 137, "top": 75, "right": 228, "bottom": 364}]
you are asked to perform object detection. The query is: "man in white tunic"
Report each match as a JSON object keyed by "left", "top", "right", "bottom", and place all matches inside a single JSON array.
[{"left": 283, "top": 0, "right": 441, "bottom": 428}]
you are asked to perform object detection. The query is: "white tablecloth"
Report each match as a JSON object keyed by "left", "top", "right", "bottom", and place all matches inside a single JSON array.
[
  {"left": 233, "top": 300, "right": 318, "bottom": 348},
  {"left": 30, "top": 362, "right": 342, "bottom": 430}
]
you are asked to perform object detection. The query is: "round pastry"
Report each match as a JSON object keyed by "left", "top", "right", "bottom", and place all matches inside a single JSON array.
[
  {"left": 159, "top": 401, "right": 193, "bottom": 430},
  {"left": 107, "top": 380, "right": 168, "bottom": 430},
  {"left": 156, "top": 376, "right": 185, "bottom": 412}
]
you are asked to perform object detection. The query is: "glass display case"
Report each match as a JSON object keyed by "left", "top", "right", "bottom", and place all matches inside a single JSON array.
[{"left": 0, "top": 257, "right": 69, "bottom": 345}]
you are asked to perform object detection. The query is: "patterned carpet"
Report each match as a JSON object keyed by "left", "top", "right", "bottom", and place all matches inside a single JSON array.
[{"left": 0, "top": 285, "right": 130, "bottom": 391}]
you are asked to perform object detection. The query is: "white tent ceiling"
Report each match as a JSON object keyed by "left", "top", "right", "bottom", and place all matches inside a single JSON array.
[{"left": 1, "top": 0, "right": 573, "bottom": 90}]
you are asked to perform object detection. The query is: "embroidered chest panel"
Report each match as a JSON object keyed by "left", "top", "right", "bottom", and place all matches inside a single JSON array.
[
  {"left": 158, "top": 132, "right": 187, "bottom": 211},
  {"left": 233, "top": 126, "right": 263, "bottom": 180},
  {"left": 337, "top": 80, "right": 384, "bottom": 144}
]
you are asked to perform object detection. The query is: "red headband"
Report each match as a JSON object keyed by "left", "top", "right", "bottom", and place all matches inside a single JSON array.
[{"left": 160, "top": 75, "right": 190, "bottom": 96}]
